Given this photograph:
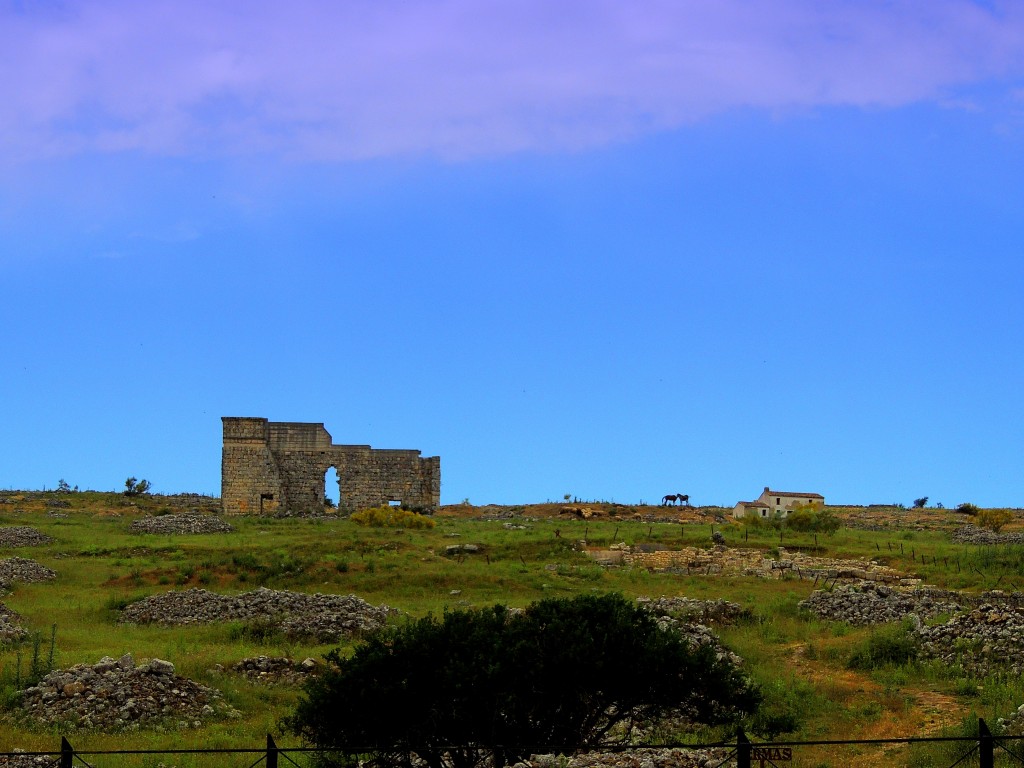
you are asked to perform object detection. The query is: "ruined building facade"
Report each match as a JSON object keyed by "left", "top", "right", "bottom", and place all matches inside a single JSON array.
[{"left": 221, "top": 417, "right": 440, "bottom": 516}]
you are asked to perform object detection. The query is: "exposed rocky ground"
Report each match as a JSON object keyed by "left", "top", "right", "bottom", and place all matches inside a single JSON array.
[
  {"left": 799, "top": 582, "right": 964, "bottom": 626},
  {"left": 120, "top": 587, "right": 394, "bottom": 641},
  {"left": 220, "top": 655, "right": 321, "bottom": 685},
  {"left": 950, "top": 525, "right": 1024, "bottom": 545},
  {"left": 129, "top": 514, "right": 234, "bottom": 535},
  {"left": 18, "top": 654, "right": 239, "bottom": 731},
  {"left": 0, "top": 528, "right": 53, "bottom": 548},
  {"left": 0, "top": 557, "right": 57, "bottom": 587}
]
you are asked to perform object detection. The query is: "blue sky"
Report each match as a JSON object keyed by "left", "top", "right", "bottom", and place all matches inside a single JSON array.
[{"left": 1, "top": 1, "right": 1022, "bottom": 507}]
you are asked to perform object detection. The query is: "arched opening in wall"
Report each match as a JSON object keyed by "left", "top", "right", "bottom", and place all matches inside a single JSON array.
[
  {"left": 388, "top": 499, "right": 402, "bottom": 507},
  {"left": 324, "top": 467, "right": 340, "bottom": 510}
]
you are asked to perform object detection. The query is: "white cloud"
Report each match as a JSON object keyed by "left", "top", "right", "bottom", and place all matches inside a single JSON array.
[{"left": 1, "top": 0, "right": 1022, "bottom": 162}]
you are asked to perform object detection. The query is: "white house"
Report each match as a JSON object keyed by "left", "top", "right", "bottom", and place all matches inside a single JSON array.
[{"left": 733, "top": 486, "right": 825, "bottom": 519}]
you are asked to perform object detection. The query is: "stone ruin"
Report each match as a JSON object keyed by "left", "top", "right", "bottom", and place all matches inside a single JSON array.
[{"left": 221, "top": 417, "right": 440, "bottom": 515}]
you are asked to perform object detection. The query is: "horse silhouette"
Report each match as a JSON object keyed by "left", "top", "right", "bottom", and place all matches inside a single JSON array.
[{"left": 662, "top": 494, "right": 690, "bottom": 506}]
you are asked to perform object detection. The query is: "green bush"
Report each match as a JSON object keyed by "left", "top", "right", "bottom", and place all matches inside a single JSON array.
[
  {"left": 847, "top": 621, "right": 919, "bottom": 670},
  {"left": 350, "top": 506, "right": 436, "bottom": 529},
  {"left": 288, "top": 593, "right": 760, "bottom": 768}
]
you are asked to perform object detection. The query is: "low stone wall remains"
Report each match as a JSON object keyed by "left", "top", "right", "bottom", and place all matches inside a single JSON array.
[
  {"left": 950, "top": 526, "right": 1024, "bottom": 545},
  {"left": 620, "top": 546, "right": 916, "bottom": 586},
  {"left": 119, "top": 587, "right": 394, "bottom": 641},
  {"left": 799, "top": 582, "right": 964, "bottom": 626},
  {"left": 916, "top": 602, "right": 1024, "bottom": 678},
  {"left": 637, "top": 596, "right": 748, "bottom": 625},
  {"left": 129, "top": 514, "right": 234, "bottom": 535}
]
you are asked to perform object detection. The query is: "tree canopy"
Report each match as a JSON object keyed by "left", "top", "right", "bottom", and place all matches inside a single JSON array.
[{"left": 288, "top": 593, "right": 760, "bottom": 768}]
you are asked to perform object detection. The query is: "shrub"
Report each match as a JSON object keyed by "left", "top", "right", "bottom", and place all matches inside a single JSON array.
[
  {"left": 847, "top": 621, "right": 919, "bottom": 670},
  {"left": 123, "top": 477, "right": 151, "bottom": 496},
  {"left": 784, "top": 507, "right": 841, "bottom": 534},
  {"left": 956, "top": 503, "right": 980, "bottom": 516},
  {"left": 976, "top": 508, "right": 1013, "bottom": 533},
  {"left": 350, "top": 506, "right": 435, "bottom": 529},
  {"left": 227, "top": 617, "right": 284, "bottom": 644},
  {"left": 288, "top": 593, "right": 760, "bottom": 768}
]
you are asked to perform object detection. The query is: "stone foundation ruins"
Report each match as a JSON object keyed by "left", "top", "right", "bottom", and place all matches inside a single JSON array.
[{"left": 221, "top": 417, "right": 440, "bottom": 515}]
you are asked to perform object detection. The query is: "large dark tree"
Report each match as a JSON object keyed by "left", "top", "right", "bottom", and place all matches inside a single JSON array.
[{"left": 288, "top": 593, "right": 760, "bottom": 768}]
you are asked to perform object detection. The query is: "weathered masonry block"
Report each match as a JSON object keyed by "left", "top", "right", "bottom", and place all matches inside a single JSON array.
[{"left": 221, "top": 417, "right": 440, "bottom": 516}]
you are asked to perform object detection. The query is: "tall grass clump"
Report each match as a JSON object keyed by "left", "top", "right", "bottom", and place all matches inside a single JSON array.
[
  {"left": 351, "top": 506, "right": 436, "bottom": 529},
  {"left": 847, "top": 619, "right": 919, "bottom": 670}
]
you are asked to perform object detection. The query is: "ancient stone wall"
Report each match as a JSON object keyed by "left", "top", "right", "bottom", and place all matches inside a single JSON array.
[{"left": 221, "top": 417, "right": 440, "bottom": 516}]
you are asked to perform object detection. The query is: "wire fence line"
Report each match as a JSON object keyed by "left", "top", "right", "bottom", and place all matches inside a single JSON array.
[{"left": 5, "top": 721, "right": 1024, "bottom": 768}]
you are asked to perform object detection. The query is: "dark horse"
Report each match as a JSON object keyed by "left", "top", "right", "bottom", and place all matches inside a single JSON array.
[{"left": 662, "top": 494, "right": 690, "bottom": 506}]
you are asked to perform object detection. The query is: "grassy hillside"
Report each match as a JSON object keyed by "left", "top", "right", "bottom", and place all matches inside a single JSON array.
[{"left": 0, "top": 490, "right": 1021, "bottom": 766}]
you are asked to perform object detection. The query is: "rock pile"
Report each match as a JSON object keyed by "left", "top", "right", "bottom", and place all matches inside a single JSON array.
[
  {"left": 0, "top": 528, "right": 53, "bottom": 548},
  {"left": 637, "top": 596, "right": 748, "bottom": 625},
  {"left": 0, "top": 557, "right": 57, "bottom": 587},
  {"left": 916, "top": 602, "right": 1024, "bottom": 678},
  {"left": 120, "top": 587, "right": 394, "bottom": 641},
  {"left": 799, "top": 582, "right": 963, "bottom": 626},
  {"left": 951, "top": 526, "right": 1024, "bottom": 545},
  {"left": 18, "top": 654, "right": 239, "bottom": 731},
  {"left": 129, "top": 514, "right": 234, "bottom": 535},
  {"left": 524, "top": 747, "right": 733, "bottom": 768},
  {"left": 225, "top": 656, "right": 320, "bottom": 685},
  {"left": 0, "top": 603, "right": 28, "bottom": 642}
]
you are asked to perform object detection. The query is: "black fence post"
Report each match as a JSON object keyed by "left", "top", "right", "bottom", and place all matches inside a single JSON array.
[
  {"left": 60, "top": 737, "right": 73, "bottom": 768},
  {"left": 979, "top": 718, "right": 994, "bottom": 768},
  {"left": 267, "top": 734, "right": 279, "bottom": 768},
  {"left": 737, "top": 727, "right": 751, "bottom": 768}
]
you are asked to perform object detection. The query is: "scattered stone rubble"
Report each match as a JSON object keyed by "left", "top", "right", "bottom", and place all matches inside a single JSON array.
[
  {"left": 0, "top": 528, "right": 53, "bottom": 548},
  {"left": 18, "top": 654, "right": 239, "bottom": 731},
  {"left": 129, "top": 514, "right": 234, "bottom": 535},
  {"left": 951, "top": 525, "right": 1024, "bottom": 545},
  {"left": 0, "top": 751, "right": 58, "bottom": 768},
  {"left": 0, "top": 557, "right": 57, "bottom": 587},
  {"left": 524, "top": 747, "right": 733, "bottom": 768},
  {"left": 221, "top": 656, "right": 321, "bottom": 685},
  {"left": 120, "top": 587, "right": 394, "bottom": 641},
  {"left": 799, "top": 582, "right": 964, "bottom": 626}
]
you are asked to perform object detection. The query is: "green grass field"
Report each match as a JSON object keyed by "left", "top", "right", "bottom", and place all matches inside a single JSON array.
[{"left": 0, "top": 490, "right": 1021, "bottom": 767}]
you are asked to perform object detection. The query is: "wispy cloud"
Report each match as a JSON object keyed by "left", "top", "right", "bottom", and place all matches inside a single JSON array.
[{"left": 2, "top": 0, "right": 1022, "bottom": 162}]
